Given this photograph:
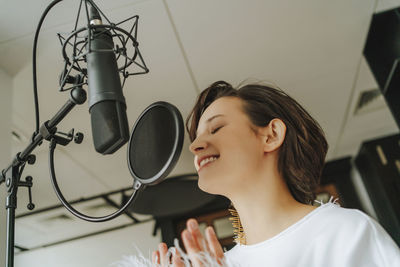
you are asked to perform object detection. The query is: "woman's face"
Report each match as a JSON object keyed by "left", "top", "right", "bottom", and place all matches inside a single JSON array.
[{"left": 189, "top": 96, "right": 266, "bottom": 195}]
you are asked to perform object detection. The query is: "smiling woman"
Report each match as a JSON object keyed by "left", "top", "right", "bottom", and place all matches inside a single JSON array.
[
  {"left": 150, "top": 81, "right": 400, "bottom": 267},
  {"left": 186, "top": 81, "right": 328, "bottom": 246}
]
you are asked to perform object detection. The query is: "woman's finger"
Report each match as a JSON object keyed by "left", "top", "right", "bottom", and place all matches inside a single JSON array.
[
  {"left": 182, "top": 229, "right": 204, "bottom": 267},
  {"left": 158, "top": 242, "right": 169, "bottom": 266},
  {"left": 152, "top": 250, "right": 160, "bottom": 266},
  {"left": 171, "top": 247, "right": 185, "bottom": 267},
  {"left": 205, "top": 226, "right": 225, "bottom": 265},
  {"left": 187, "top": 218, "right": 210, "bottom": 252}
]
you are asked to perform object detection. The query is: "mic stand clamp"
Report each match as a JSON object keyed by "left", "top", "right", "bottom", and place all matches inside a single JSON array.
[
  {"left": 4, "top": 155, "right": 36, "bottom": 267},
  {"left": 1, "top": 84, "right": 87, "bottom": 267},
  {"left": 18, "top": 176, "right": 35, "bottom": 210}
]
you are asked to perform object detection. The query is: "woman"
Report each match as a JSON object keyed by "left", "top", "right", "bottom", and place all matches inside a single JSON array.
[{"left": 152, "top": 81, "right": 400, "bottom": 266}]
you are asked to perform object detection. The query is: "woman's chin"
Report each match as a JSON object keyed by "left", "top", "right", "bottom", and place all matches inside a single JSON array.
[{"left": 198, "top": 178, "right": 223, "bottom": 195}]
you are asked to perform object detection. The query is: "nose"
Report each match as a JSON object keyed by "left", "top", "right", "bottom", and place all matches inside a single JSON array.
[{"left": 189, "top": 135, "right": 207, "bottom": 155}]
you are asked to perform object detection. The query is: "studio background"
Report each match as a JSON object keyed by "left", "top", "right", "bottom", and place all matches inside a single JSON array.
[{"left": 1, "top": 0, "right": 399, "bottom": 266}]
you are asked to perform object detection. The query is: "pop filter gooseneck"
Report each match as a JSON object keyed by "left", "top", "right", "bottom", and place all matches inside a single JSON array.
[{"left": 49, "top": 101, "right": 184, "bottom": 222}]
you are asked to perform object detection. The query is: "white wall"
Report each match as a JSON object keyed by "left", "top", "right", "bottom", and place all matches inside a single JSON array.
[
  {"left": 15, "top": 220, "right": 161, "bottom": 267},
  {"left": 0, "top": 68, "right": 13, "bottom": 266}
]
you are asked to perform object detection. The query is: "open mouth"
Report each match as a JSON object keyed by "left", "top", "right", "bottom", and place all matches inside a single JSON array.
[{"left": 198, "top": 155, "right": 220, "bottom": 171}]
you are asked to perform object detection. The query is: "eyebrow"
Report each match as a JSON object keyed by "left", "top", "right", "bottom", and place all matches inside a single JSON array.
[
  {"left": 196, "top": 114, "right": 225, "bottom": 136},
  {"left": 206, "top": 114, "right": 225, "bottom": 123}
]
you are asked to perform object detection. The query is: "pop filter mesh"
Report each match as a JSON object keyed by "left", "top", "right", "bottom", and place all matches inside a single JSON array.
[{"left": 129, "top": 105, "right": 176, "bottom": 180}]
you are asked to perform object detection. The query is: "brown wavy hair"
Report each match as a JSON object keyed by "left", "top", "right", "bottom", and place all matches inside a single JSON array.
[{"left": 186, "top": 80, "right": 329, "bottom": 205}]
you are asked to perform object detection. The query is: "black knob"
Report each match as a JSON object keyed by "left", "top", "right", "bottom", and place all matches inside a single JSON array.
[
  {"left": 27, "top": 155, "right": 36, "bottom": 165},
  {"left": 70, "top": 86, "right": 87, "bottom": 105},
  {"left": 74, "top": 132, "right": 84, "bottom": 144},
  {"left": 27, "top": 203, "right": 35, "bottom": 210}
]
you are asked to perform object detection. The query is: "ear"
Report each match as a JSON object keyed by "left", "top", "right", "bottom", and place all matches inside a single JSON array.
[{"left": 259, "top": 118, "right": 286, "bottom": 153}]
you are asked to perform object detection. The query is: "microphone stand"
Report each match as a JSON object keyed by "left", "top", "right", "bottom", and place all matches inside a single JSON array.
[
  {"left": 0, "top": 84, "right": 86, "bottom": 267},
  {"left": 1, "top": 1, "right": 149, "bottom": 265}
]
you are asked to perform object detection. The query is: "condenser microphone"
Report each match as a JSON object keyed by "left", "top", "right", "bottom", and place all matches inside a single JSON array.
[{"left": 86, "top": 6, "right": 129, "bottom": 154}]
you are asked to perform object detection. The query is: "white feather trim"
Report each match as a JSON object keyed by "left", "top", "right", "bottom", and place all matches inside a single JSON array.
[{"left": 110, "top": 238, "right": 239, "bottom": 267}]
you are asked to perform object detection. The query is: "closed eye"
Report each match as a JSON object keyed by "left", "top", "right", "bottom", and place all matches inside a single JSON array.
[{"left": 211, "top": 126, "right": 223, "bottom": 134}]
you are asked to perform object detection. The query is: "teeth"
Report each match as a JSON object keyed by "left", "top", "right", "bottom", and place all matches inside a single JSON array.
[{"left": 199, "top": 156, "right": 218, "bottom": 168}]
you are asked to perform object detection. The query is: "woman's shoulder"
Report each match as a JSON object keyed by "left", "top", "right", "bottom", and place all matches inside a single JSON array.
[
  {"left": 316, "top": 201, "right": 371, "bottom": 222},
  {"left": 312, "top": 201, "right": 399, "bottom": 255},
  {"left": 315, "top": 201, "right": 400, "bottom": 265},
  {"left": 311, "top": 201, "right": 380, "bottom": 235}
]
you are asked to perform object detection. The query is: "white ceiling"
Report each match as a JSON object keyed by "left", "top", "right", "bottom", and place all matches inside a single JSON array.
[{"left": 1, "top": 0, "right": 400, "bottom": 252}]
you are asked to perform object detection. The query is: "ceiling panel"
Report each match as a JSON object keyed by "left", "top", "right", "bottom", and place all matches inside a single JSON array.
[
  {"left": 165, "top": 0, "right": 376, "bottom": 160},
  {"left": 375, "top": 0, "right": 400, "bottom": 12},
  {"left": 333, "top": 57, "right": 399, "bottom": 158},
  {"left": 0, "top": 0, "right": 150, "bottom": 43}
]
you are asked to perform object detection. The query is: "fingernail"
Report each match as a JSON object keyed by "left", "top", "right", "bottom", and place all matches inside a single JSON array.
[
  {"left": 206, "top": 226, "right": 216, "bottom": 237},
  {"left": 189, "top": 219, "right": 198, "bottom": 230},
  {"left": 209, "top": 226, "right": 215, "bottom": 234}
]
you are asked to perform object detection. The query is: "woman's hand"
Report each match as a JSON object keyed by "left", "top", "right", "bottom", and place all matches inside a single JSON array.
[
  {"left": 152, "top": 242, "right": 184, "bottom": 266},
  {"left": 152, "top": 218, "right": 225, "bottom": 266},
  {"left": 182, "top": 218, "right": 225, "bottom": 266}
]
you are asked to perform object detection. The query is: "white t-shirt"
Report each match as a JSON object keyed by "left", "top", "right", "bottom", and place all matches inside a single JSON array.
[{"left": 223, "top": 202, "right": 400, "bottom": 267}]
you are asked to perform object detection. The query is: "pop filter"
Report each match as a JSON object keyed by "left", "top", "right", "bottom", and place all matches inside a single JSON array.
[{"left": 128, "top": 101, "right": 184, "bottom": 186}]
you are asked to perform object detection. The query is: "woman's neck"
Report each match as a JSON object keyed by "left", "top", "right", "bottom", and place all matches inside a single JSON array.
[{"left": 228, "top": 172, "right": 316, "bottom": 246}]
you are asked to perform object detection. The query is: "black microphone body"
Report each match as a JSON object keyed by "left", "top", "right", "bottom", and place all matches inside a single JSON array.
[{"left": 86, "top": 11, "right": 129, "bottom": 154}]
